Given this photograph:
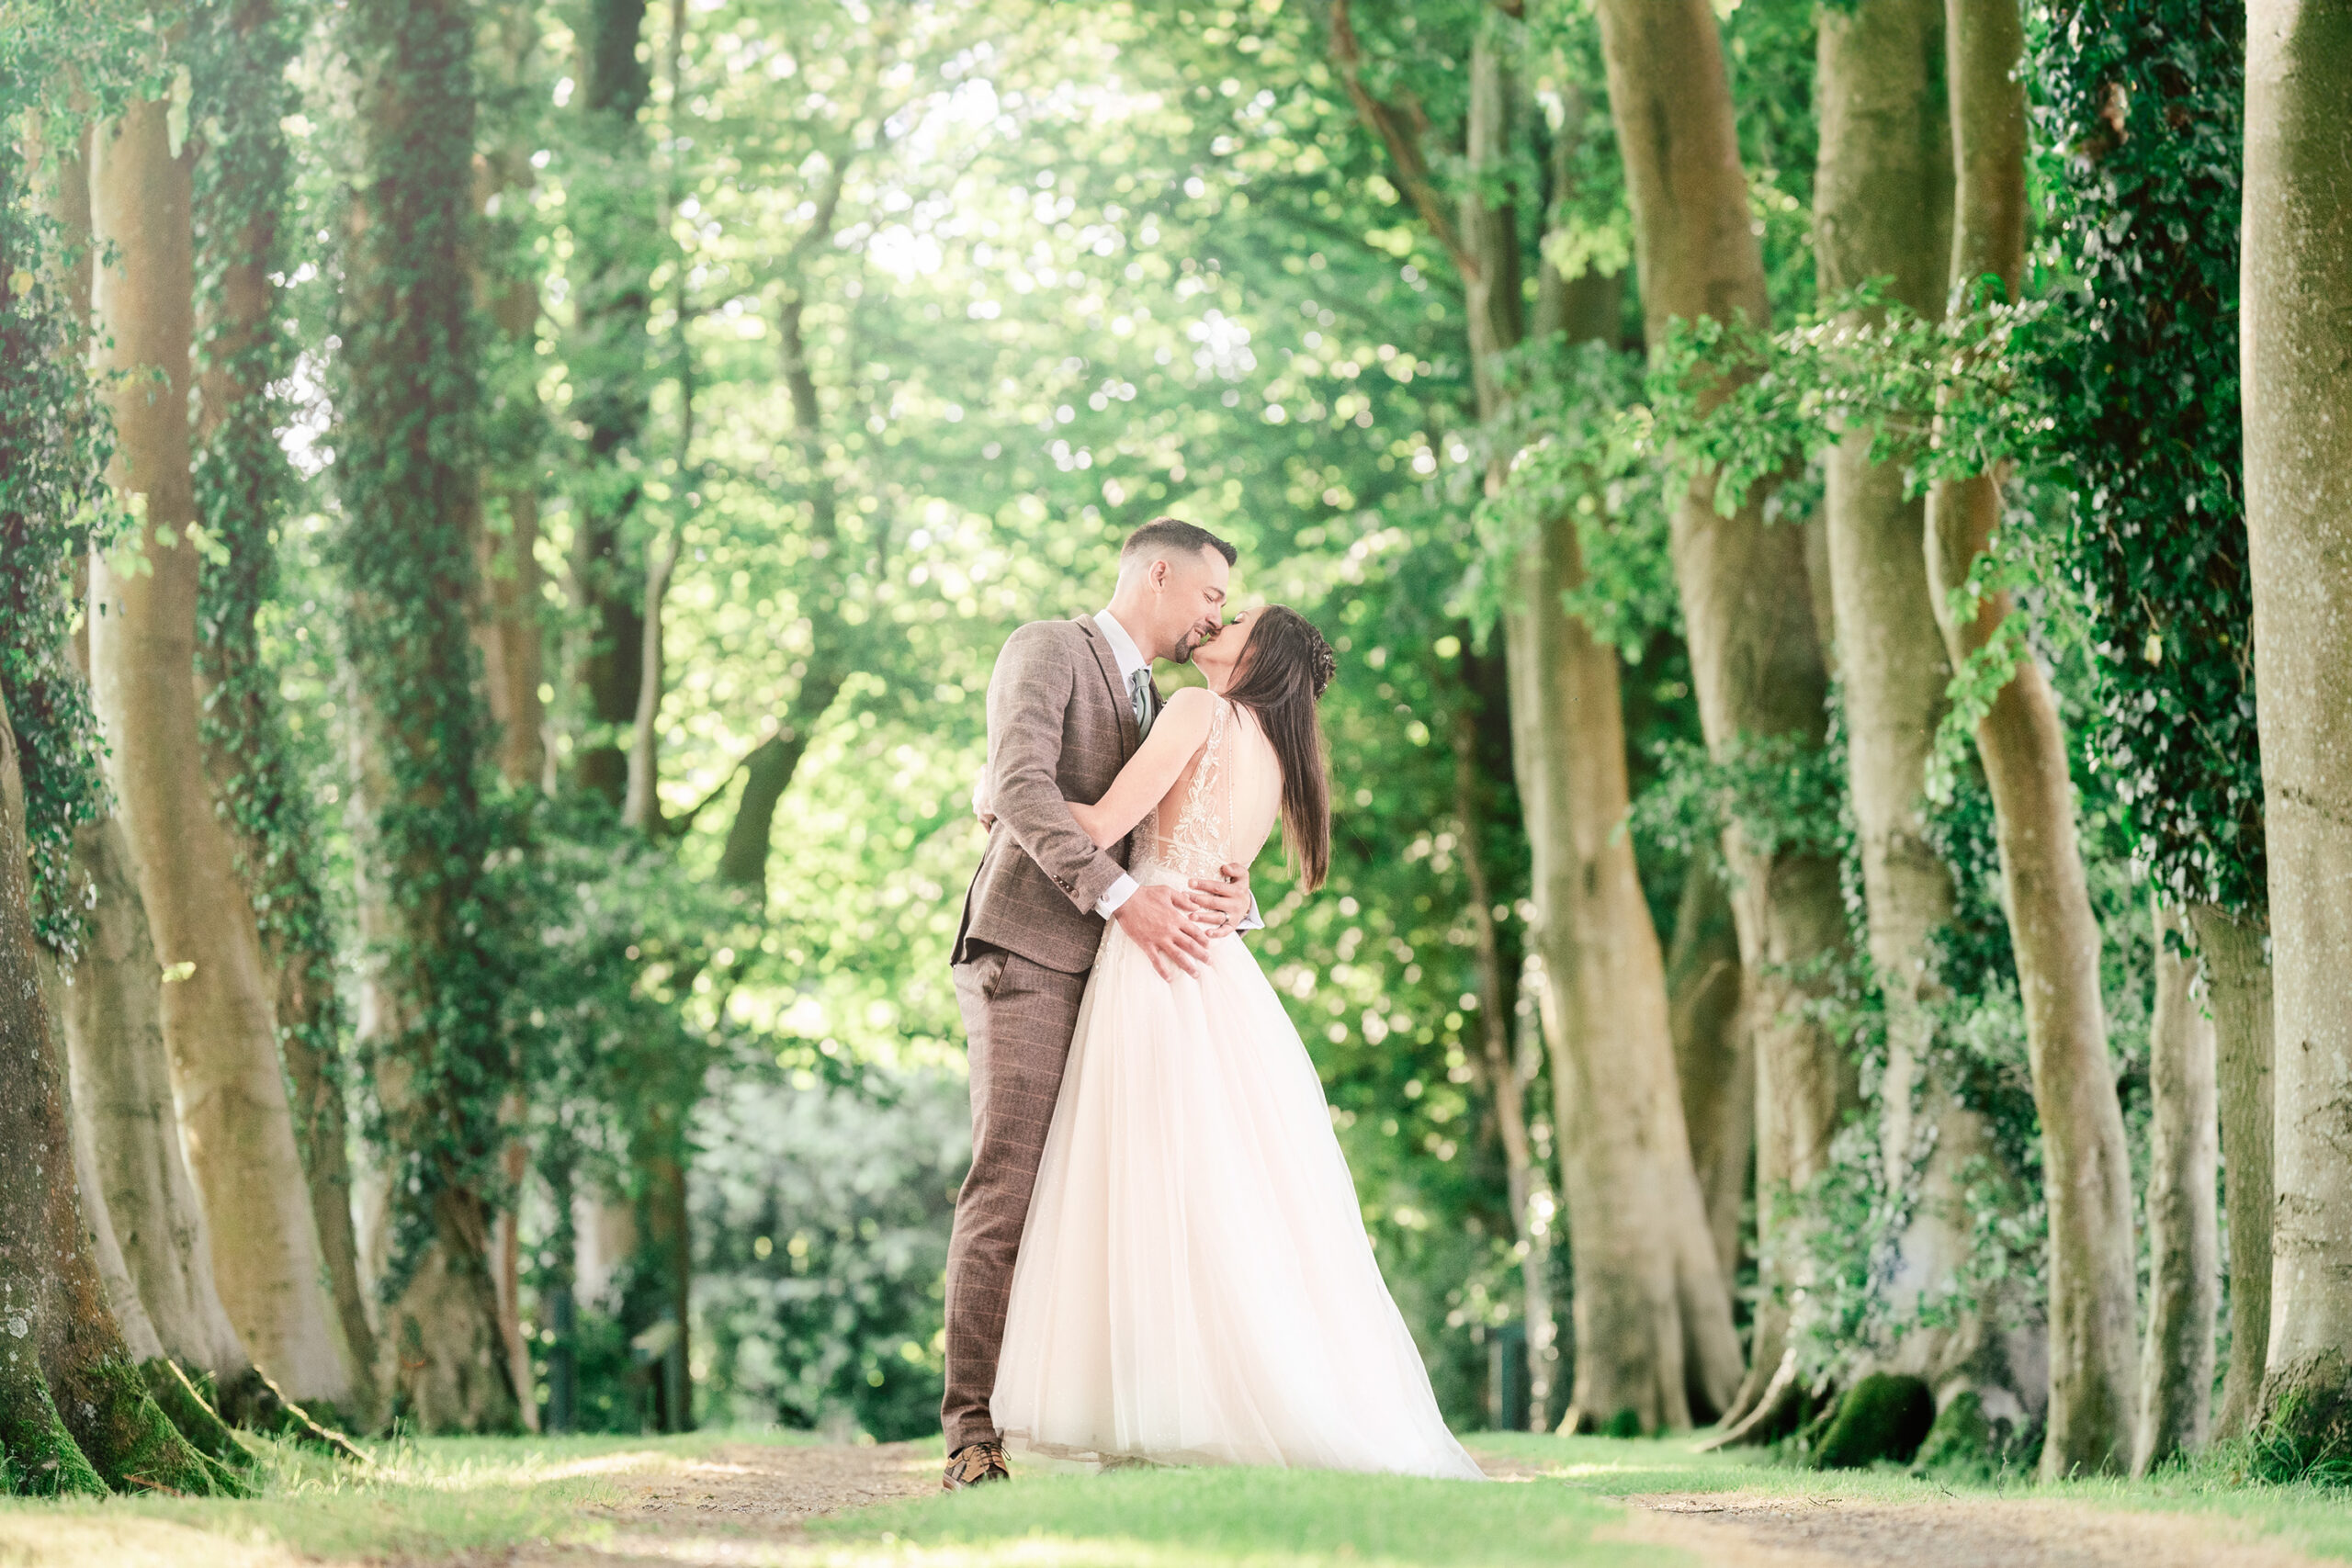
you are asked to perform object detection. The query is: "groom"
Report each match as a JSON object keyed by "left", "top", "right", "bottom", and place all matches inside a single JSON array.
[{"left": 940, "top": 517, "right": 1257, "bottom": 1488}]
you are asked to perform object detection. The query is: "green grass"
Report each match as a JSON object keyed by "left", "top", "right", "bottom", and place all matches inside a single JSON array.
[
  {"left": 0, "top": 1427, "right": 2347, "bottom": 1567},
  {"left": 810, "top": 1460, "right": 1660, "bottom": 1567},
  {"left": 0, "top": 1427, "right": 822, "bottom": 1566}
]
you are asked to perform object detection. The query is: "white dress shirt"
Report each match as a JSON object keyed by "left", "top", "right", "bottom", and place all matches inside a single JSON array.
[{"left": 1090, "top": 608, "right": 1150, "bottom": 917}]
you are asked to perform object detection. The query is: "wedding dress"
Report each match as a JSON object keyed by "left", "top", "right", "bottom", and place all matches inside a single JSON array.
[{"left": 992, "top": 694, "right": 1485, "bottom": 1481}]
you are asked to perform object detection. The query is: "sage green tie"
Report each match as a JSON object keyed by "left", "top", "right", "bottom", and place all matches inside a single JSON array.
[{"left": 1128, "top": 668, "right": 1153, "bottom": 740}]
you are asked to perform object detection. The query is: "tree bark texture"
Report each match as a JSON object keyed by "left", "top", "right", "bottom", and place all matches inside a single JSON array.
[
  {"left": 0, "top": 686, "right": 216, "bottom": 1495},
  {"left": 1595, "top": 0, "right": 1854, "bottom": 1424},
  {"left": 2188, "top": 901, "right": 2271, "bottom": 1440},
  {"left": 2244, "top": 0, "right": 2352, "bottom": 1464},
  {"left": 2134, "top": 899, "right": 2218, "bottom": 1474},
  {"left": 1928, "top": 0, "right": 2137, "bottom": 1479},
  {"left": 56, "top": 818, "right": 250, "bottom": 1381},
  {"left": 1455, "top": 28, "right": 1742, "bottom": 1429},
  {"left": 87, "top": 94, "right": 357, "bottom": 1416},
  {"left": 1665, "top": 853, "right": 1748, "bottom": 1286}
]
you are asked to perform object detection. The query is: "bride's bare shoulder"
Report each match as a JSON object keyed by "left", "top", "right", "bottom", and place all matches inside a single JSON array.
[{"left": 1155, "top": 685, "right": 1219, "bottom": 739}]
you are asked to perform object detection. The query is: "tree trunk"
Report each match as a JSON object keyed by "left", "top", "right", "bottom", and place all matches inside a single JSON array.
[
  {"left": 1815, "top": 0, "right": 1953, "bottom": 1212},
  {"left": 340, "top": 0, "right": 521, "bottom": 1434},
  {"left": 1811, "top": 0, "right": 2043, "bottom": 1435},
  {"left": 2244, "top": 0, "right": 2352, "bottom": 1466},
  {"left": 1665, "top": 852, "right": 1747, "bottom": 1286},
  {"left": 1453, "top": 686, "right": 1556, "bottom": 1429},
  {"left": 1447, "top": 27, "right": 1742, "bottom": 1429},
  {"left": 31, "top": 111, "right": 255, "bottom": 1396},
  {"left": 1595, "top": 0, "right": 1852, "bottom": 1425},
  {"left": 569, "top": 0, "right": 659, "bottom": 803},
  {"left": 2188, "top": 901, "right": 2270, "bottom": 1441},
  {"left": 1928, "top": 0, "right": 2138, "bottom": 1480},
  {"left": 0, "top": 688, "right": 217, "bottom": 1495},
  {"left": 188, "top": 0, "right": 379, "bottom": 1427},
  {"left": 87, "top": 92, "right": 358, "bottom": 1417},
  {"left": 2134, "top": 899, "right": 2218, "bottom": 1474},
  {"left": 57, "top": 817, "right": 251, "bottom": 1381}
]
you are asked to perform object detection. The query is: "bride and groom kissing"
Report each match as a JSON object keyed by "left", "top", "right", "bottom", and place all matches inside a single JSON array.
[{"left": 939, "top": 516, "right": 1485, "bottom": 1490}]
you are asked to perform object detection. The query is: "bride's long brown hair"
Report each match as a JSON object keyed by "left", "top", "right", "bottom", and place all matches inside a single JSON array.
[{"left": 1220, "top": 605, "right": 1335, "bottom": 891}]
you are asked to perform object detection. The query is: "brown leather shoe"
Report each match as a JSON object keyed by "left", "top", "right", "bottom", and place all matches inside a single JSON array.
[{"left": 942, "top": 1440, "right": 1011, "bottom": 1490}]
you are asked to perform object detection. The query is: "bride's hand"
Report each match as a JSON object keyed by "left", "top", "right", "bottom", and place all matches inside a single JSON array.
[{"left": 1189, "top": 862, "right": 1253, "bottom": 936}]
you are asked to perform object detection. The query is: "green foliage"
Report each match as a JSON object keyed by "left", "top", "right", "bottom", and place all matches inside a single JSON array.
[
  {"left": 2031, "top": 0, "right": 2259, "bottom": 915},
  {"left": 0, "top": 96, "right": 119, "bottom": 959},
  {"left": 694, "top": 1071, "right": 963, "bottom": 1440}
]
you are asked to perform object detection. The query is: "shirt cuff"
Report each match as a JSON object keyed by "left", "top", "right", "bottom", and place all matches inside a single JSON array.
[
  {"left": 1237, "top": 896, "right": 1263, "bottom": 933},
  {"left": 1095, "top": 874, "right": 1139, "bottom": 919}
]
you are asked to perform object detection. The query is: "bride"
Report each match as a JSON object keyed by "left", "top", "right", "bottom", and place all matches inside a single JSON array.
[{"left": 990, "top": 604, "right": 1485, "bottom": 1482}]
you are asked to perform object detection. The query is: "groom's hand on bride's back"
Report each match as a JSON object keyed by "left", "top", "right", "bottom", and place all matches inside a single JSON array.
[
  {"left": 1188, "top": 863, "right": 1254, "bottom": 934},
  {"left": 1114, "top": 884, "right": 1216, "bottom": 978}
]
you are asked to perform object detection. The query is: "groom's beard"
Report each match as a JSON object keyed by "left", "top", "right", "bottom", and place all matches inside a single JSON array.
[{"left": 1170, "top": 622, "right": 1218, "bottom": 662}]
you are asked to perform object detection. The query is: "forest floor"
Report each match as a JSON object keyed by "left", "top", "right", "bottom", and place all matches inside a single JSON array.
[{"left": 1, "top": 1427, "right": 2348, "bottom": 1566}]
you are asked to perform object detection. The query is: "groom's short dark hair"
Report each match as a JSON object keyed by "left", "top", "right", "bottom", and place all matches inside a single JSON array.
[{"left": 1123, "top": 516, "right": 1237, "bottom": 568}]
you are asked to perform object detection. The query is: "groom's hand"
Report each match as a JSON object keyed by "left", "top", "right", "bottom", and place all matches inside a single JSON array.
[
  {"left": 1189, "top": 863, "right": 1254, "bottom": 936},
  {"left": 1114, "top": 885, "right": 1214, "bottom": 979}
]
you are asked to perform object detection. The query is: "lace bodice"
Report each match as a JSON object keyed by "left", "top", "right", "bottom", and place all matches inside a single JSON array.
[{"left": 1134, "top": 694, "right": 1283, "bottom": 886}]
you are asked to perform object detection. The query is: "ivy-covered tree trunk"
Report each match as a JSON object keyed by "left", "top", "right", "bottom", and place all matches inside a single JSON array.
[
  {"left": 1927, "top": 0, "right": 2137, "bottom": 1479},
  {"left": 338, "top": 0, "right": 521, "bottom": 1435},
  {"left": 87, "top": 89, "right": 360, "bottom": 1420},
  {"left": 2244, "top": 0, "right": 2352, "bottom": 1472},
  {"left": 187, "top": 0, "right": 379, "bottom": 1428},
  {"left": 2036, "top": 0, "right": 2260, "bottom": 1453},
  {"left": 2135, "top": 899, "right": 2217, "bottom": 1473},
  {"left": 1593, "top": 0, "right": 1850, "bottom": 1426},
  {"left": 2190, "top": 902, "right": 2270, "bottom": 1439}
]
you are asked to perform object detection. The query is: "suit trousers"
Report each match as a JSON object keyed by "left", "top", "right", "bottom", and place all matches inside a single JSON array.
[{"left": 941, "top": 944, "right": 1091, "bottom": 1452}]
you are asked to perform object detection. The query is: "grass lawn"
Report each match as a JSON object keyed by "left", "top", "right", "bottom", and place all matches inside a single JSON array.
[{"left": 0, "top": 1427, "right": 2347, "bottom": 1566}]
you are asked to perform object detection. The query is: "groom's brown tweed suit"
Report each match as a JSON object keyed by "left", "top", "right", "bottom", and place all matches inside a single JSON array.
[{"left": 944, "top": 614, "right": 1155, "bottom": 1452}]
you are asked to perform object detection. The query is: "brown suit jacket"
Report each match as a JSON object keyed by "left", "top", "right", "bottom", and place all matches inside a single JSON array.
[{"left": 952, "top": 615, "right": 1159, "bottom": 975}]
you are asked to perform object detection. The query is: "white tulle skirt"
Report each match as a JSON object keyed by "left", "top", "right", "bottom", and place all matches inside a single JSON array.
[{"left": 991, "top": 899, "right": 1486, "bottom": 1482}]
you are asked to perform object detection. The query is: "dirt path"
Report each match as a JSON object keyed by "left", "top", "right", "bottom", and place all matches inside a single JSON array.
[
  {"left": 495, "top": 1439, "right": 938, "bottom": 1565},
  {"left": 1618, "top": 1489, "right": 2327, "bottom": 1568},
  {"left": 467, "top": 1443, "right": 2331, "bottom": 1568}
]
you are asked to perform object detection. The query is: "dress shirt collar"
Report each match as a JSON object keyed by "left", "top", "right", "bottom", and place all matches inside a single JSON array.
[{"left": 1093, "top": 607, "right": 1150, "bottom": 685}]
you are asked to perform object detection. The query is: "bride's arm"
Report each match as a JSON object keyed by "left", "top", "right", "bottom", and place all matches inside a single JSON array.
[{"left": 1068, "top": 687, "right": 1217, "bottom": 848}]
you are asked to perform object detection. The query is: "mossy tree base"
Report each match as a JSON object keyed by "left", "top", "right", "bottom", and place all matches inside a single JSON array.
[
  {"left": 1809, "top": 1373, "right": 1935, "bottom": 1470},
  {"left": 1909, "top": 1388, "right": 2041, "bottom": 1481},
  {"left": 54, "top": 1352, "right": 225, "bottom": 1495},
  {"left": 145, "top": 1359, "right": 255, "bottom": 1473},
  {"left": 0, "top": 1355, "right": 106, "bottom": 1497},
  {"left": 2255, "top": 1350, "right": 2352, "bottom": 1483}
]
